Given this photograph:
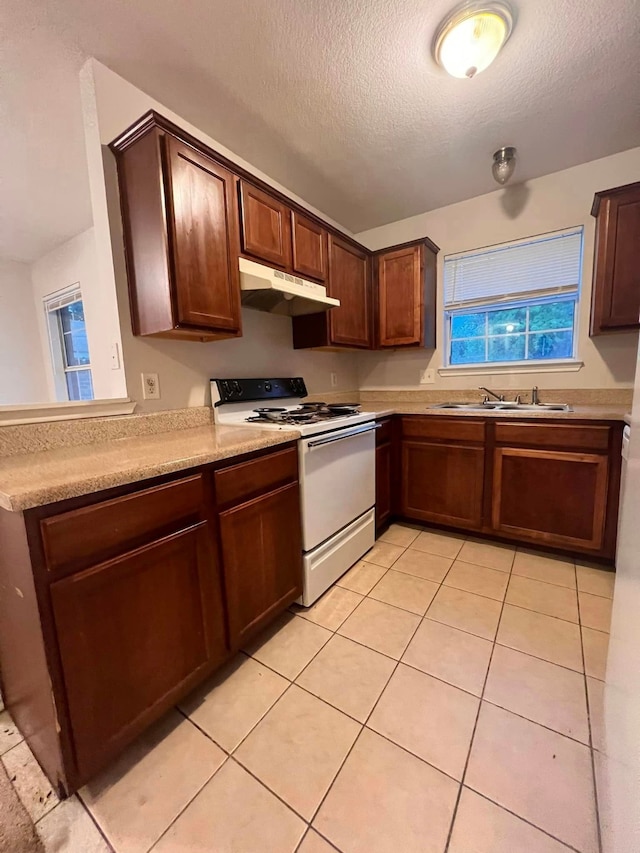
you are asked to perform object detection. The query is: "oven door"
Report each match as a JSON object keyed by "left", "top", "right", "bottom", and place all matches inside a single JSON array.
[{"left": 298, "top": 421, "right": 376, "bottom": 552}]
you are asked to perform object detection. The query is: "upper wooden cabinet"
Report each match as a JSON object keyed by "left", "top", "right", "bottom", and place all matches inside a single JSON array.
[
  {"left": 111, "top": 126, "right": 242, "bottom": 341},
  {"left": 291, "top": 211, "right": 327, "bottom": 281},
  {"left": 590, "top": 181, "right": 640, "bottom": 335},
  {"left": 239, "top": 181, "right": 292, "bottom": 269},
  {"left": 376, "top": 240, "right": 437, "bottom": 348},
  {"left": 328, "top": 236, "right": 372, "bottom": 348}
]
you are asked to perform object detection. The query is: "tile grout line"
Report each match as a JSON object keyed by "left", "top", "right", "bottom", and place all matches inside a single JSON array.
[
  {"left": 443, "top": 545, "right": 516, "bottom": 852},
  {"left": 299, "top": 533, "right": 457, "bottom": 843}
]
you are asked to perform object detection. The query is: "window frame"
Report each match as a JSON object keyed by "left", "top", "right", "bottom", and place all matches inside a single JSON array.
[
  {"left": 444, "top": 293, "right": 580, "bottom": 369},
  {"left": 443, "top": 227, "right": 584, "bottom": 370},
  {"left": 44, "top": 287, "right": 94, "bottom": 403}
]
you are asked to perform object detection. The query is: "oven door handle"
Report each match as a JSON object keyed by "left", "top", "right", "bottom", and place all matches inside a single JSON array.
[{"left": 307, "top": 422, "right": 380, "bottom": 448}]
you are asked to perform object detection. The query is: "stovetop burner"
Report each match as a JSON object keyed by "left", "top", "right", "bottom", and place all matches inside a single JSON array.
[{"left": 246, "top": 403, "right": 361, "bottom": 425}]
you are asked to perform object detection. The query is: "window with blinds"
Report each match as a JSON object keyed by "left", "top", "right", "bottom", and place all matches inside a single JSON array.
[
  {"left": 44, "top": 286, "right": 94, "bottom": 402},
  {"left": 443, "top": 227, "right": 583, "bottom": 367}
]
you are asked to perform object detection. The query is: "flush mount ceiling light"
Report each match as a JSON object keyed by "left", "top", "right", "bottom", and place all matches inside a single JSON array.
[
  {"left": 492, "top": 146, "right": 517, "bottom": 184},
  {"left": 433, "top": 1, "right": 514, "bottom": 79}
]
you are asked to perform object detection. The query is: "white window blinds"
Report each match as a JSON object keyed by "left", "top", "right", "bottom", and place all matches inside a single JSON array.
[
  {"left": 44, "top": 284, "right": 82, "bottom": 313},
  {"left": 444, "top": 227, "right": 583, "bottom": 309}
]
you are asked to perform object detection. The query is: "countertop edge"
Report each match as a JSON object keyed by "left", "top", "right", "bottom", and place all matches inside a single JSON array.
[{"left": 0, "top": 429, "right": 300, "bottom": 513}]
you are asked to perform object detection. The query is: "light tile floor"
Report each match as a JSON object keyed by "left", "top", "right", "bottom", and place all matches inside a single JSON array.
[{"left": 0, "top": 523, "right": 616, "bottom": 852}]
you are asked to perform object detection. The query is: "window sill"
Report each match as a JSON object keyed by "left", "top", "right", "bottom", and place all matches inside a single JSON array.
[
  {"left": 0, "top": 398, "right": 136, "bottom": 426},
  {"left": 438, "top": 359, "right": 584, "bottom": 377}
]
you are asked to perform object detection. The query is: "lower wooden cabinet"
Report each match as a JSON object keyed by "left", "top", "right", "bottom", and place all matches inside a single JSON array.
[
  {"left": 0, "top": 442, "right": 303, "bottom": 795},
  {"left": 375, "top": 419, "right": 393, "bottom": 531},
  {"left": 50, "top": 522, "right": 225, "bottom": 780},
  {"left": 219, "top": 482, "right": 302, "bottom": 647},
  {"left": 492, "top": 447, "right": 609, "bottom": 551},
  {"left": 401, "top": 440, "right": 485, "bottom": 530},
  {"left": 395, "top": 415, "right": 622, "bottom": 560}
]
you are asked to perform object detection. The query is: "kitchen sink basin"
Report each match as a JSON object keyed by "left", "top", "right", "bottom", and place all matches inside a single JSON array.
[{"left": 430, "top": 402, "right": 573, "bottom": 412}]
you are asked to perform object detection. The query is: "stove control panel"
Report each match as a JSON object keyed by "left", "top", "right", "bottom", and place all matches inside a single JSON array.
[{"left": 212, "top": 377, "right": 308, "bottom": 404}]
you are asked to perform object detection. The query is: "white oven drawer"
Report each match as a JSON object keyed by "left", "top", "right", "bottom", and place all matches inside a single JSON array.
[
  {"left": 298, "top": 421, "right": 376, "bottom": 552},
  {"left": 301, "top": 509, "right": 375, "bottom": 606}
]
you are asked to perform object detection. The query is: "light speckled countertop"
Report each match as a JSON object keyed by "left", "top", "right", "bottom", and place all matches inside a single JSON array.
[
  {"left": 0, "top": 424, "right": 300, "bottom": 512},
  {"left": 360, "top": 403, "right": 630, "bottom": 421}
]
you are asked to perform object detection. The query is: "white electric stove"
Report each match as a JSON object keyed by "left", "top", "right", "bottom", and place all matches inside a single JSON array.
[{"left": 211, "top": 377, "right": 376, "bottom": 605}]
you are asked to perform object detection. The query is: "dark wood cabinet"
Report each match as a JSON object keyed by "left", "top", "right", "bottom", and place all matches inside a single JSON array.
[
  {"left": 239, "top": 181, "right": 292, "bottom": 268},
  {"left": 111, "top": 112, "right": 440, "bottom": 351},
  {"left": 328, "top": 236, "right": 372, "bottom": 348},
  {"left": 219, "top": 483, "right": 302, "bottom": 647},
  {"left": 51, "top": 523, "right": 225, "bottom": 780},
  {"left": 0, "top": 443, "right": 302, "bottom": 795},
  {"left": 492, "top": 447, "right": 609, "bottom": 552},
  {"left": 376, "top": 241, "right": 437, "bottom": 348},
  {"left": 292, "top": 234, "right": 373, "bottom": 350},
  {"left": 590, "top": 181, "right": 640, "bottom": 335},
  {"left": 375, "top": 418, "right": 393, "bottom": 532},
  {"left": 291, "top": 211, "right": 327, "bottom": 281},
  {"left": 396, "top": 415, "right": 622, "bottom": 560},
  {"left": 400, "top": 417, "right": 486, "bottom": 530},
  {"left": 112, "top": 126, "right": 242, "bottom": 341}
]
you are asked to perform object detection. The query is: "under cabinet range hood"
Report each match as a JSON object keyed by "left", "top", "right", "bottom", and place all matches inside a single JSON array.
[{"left": 238, "top": 257, "right": 340, "bottom": 316}]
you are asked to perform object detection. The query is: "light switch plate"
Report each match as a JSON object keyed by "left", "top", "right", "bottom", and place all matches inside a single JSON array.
[
  {"left": 420, "top": 368, "right": 435, "bottom": 384},
  {"left": 330, "top": 372, "right": 338, "bottom": 388},
  {"left": 142, "top": 373, "right": 160, "bottom": 399}
]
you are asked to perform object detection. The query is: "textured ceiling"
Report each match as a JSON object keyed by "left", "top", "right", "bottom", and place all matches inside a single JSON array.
[{"left": 3, "top": 0, "right": 640, "bottom": 261}]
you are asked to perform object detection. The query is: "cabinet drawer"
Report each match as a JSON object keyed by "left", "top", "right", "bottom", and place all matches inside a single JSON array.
[
  {"left": 215, "top": 447, "right": 298, "bottom": 508},
  {"left": 401, "top": 416, "right": 485, "bottom": 444},
  {"left": 495, "top": 422, "right": 611, "bottom": 452},
  {"left": 376, "top": 418, "right": 392, "bottom": 445},
  {"left": 41, "top": 474, "right": 206, "bottom": 577}
]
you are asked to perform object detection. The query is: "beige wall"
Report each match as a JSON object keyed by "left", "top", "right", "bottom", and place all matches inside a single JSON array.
[
  {"left": 81, "top": 60, "right": 359, "bottom": 412},
  {"left": 30, "top": 228, "right": 127, "bottom": 401},
  {"left": 355, "top": 147, "right": 640, "bottom": 393},
  {"left": 0, "top": 259, "right": 49, "bottom": 404}
]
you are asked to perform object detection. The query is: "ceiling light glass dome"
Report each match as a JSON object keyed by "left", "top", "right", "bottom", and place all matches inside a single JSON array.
[{"left": 434, "top": 2, "right": 514, "bottom": 79}]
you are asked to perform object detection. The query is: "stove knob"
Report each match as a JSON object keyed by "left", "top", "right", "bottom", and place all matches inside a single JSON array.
[
  {"left": 233, "top": 381, "right": 243, "bottom": 396},
  {"left": 264, "top": 381, "right": 272, "bottom": 392}
]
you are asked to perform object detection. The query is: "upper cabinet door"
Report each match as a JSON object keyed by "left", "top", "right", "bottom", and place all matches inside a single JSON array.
[
  {"left": 591, "top": 181, "right": 640, "bottom": 335},
  {"left": 291, "top": 212, "right": 327, "bottom": 281},
  {"left": 377, "top": 245, "right": 423, "bottom": 347},
  {"left": 239, "top": 181, "right": 292, "bottom": 268},
  {"left": 165, "top": 137, "right": 242, "bottom": 333},
  {"left": 327, "top": 235, "right": 372, "bottom": 348}
]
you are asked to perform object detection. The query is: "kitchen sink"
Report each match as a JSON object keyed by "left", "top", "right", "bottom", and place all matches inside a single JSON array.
[{"left": 430, "top": 402, "right": 573, "bottom": 412}]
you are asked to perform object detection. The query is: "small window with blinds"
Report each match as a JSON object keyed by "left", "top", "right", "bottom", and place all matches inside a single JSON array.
[
  {"left": 444, "top": 227, "right": 583, "bottom": 367},
  {"left": 44, "top": 286, "right": 94, "bottom": 402}
]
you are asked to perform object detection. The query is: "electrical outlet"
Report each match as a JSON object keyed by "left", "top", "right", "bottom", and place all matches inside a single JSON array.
[
  {"left": 330, "top": 372, "right": 338, "bottom": 388},
  {"left": 142, "top": 373, "right": 160, "bottom": 400},
  {"left": 420, "top": 368, "right": 435, "bottom": 385}
]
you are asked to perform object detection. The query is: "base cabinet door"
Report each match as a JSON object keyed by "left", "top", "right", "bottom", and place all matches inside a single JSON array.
[
  {"left": 401, "top": 440, "right": 485, "bottom": 530},
  {"left": 219, "top": 482, "right": 302, "bottom": 647},
  {"left": 492, "top": 447, "right": 609, "bottom": 551},
  {"left": 50, "top": 523, "right": 226, "bottom": 780}
]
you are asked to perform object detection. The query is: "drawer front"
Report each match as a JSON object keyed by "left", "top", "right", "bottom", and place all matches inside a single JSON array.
[
  {"left": 376, "top": 417, "right": 392, "bottom": 445},
  {"left": 41, "top": 474, "right": 206, "bottom": 577},
  {"left": 401, "top": 416, "right": 485, "bottom": 444},
  {"left": 495, "top": 422, "right": 611, "bottom": 452},
  {"left": 215, "top": 446, "right": 298, "bottom": 508}
]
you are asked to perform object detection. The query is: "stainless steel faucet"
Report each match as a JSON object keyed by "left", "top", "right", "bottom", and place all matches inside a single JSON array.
[
  {"left": 478, "top": 386, "right": 505, "bottom": 403},
  {"left": 531, "top": 386, "right": 540, "bottom": 405}
]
